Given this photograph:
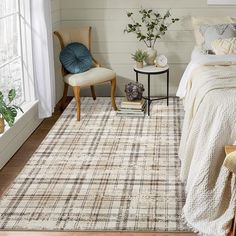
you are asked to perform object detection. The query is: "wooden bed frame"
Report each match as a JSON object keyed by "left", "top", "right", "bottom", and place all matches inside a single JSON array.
[{"left": 225, "top": 145, "right": 236, "bottom": 236}]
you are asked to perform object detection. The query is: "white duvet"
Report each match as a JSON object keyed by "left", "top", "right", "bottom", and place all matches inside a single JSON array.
[
  {"left": 176, "top": 47, "right": 236, "bottom": 99},
  {"left": 177, "top": 48, "right": 236, "bottom": 236}
]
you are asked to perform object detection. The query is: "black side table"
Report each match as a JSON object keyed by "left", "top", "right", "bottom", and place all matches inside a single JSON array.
[{"left": 134, "top": 65, "right": 169, "bottom": 116}]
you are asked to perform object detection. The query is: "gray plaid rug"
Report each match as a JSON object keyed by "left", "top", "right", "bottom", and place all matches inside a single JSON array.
[{"left": 0, "top": 97, "right": 188, "bottom": 231}]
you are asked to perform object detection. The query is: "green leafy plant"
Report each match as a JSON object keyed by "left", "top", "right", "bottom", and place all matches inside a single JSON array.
[
  {"left": 0, "top": 89, "right": 23, "bottom": 127},
  {"left": 131, "top": 49, "right": 148, "bottom": 62},
  {"left": 124, "top": 8, "right": 179, "bottom": 48}
]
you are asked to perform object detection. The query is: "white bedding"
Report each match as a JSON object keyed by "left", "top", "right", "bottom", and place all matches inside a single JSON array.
[
  {"left": 176, "top": 47, "right": 236, "bottom": 99},
  {"left": 177, "top": 50, "right": 236, "bottom": 236}
]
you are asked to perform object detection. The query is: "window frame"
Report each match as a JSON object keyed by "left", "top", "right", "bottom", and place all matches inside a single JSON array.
[
  {"left": 0, "top": 0, "right": 36, "bottom": 106},
  {"left": 0, "top": 0, "right": 37, "bottom": 133},
  {"left": 0, "top": 1, "right": 25, "bottom": 105}
]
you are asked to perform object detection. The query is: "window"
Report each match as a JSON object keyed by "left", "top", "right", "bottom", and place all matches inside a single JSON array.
[{"left": 0, "top": 0, "right": 24, "bottom": 105}]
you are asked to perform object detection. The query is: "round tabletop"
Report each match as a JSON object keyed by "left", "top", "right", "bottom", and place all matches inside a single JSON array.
[{"left": 134, "top": 65, "right": 169, "bottom": 74}]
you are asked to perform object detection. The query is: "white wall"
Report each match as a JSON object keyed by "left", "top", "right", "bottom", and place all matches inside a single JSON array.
[
  {"left": 51, "top": 0, "right": 63, "bottom": 103},
  {"left": 52, "top": 0, "right": 236, "bottom": 100},
  {"left": 51, "top": 0, "right": 60, "bottom": 27}
]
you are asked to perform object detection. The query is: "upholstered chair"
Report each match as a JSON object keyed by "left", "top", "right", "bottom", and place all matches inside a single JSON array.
[{"left": 54, "top": 27, "right": 117, "bottom": 121}]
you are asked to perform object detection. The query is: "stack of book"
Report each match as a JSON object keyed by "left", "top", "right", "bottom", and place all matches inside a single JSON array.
[{"left": 117, "top": 98, "right": 147, "bottom": 117}]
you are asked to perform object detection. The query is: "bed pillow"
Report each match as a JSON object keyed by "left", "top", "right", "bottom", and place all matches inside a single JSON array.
[
  {"left": 192, "top": 17, "right": 233, "bottom": 46},
  {"left": 59, "top": 42, "right": 92, "bottom": 74},
  {"left": 211, "top": 37, "right": 236, "bottom": 55},
  {"left": 200, "top": 24, "right": 236, "bottom": 50}
]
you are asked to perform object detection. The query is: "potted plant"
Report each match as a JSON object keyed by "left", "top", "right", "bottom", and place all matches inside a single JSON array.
[
  {"left": 124, "top": 8, "right": 179, "bottom": 65},
  {"left": 0, "top": 89, "right": 23, "bottom": 134},
  {"left": 131, "top": 49, "right": 148, "bottom": 68}
]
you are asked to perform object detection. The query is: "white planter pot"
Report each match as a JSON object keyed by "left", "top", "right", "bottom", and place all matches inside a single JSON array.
[{"left": 145, "top": 47, "right": 157, "bottom": 65}]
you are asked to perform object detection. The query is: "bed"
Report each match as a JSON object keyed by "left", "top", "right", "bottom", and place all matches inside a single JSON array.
[{"left": 177, "top": 17, "right": 236, "bottom": 236}]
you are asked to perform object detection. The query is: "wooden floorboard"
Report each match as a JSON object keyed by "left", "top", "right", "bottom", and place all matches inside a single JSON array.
[{"left": 0, "top": 97, "right": 196, "bottom": 236}]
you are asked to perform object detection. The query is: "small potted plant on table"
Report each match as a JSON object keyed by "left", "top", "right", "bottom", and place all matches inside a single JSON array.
[
  {"left": 0, "top": 89, "right": 23, "bottom": 134},
  {"left": 132, "top": 49, "right": 148, "bottom": 68}
]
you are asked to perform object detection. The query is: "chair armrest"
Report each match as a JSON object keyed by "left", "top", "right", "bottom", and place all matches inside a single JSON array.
[
  {"left": 92, "top": 57, "right": 101, "bottom": 67},
  {"left": 225, "top": 146, "right": 236, "bottom": 155}
]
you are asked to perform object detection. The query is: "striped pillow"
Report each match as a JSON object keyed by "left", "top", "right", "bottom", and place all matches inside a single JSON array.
[{"left": 211, "top": 37, "right": 236, "bottom": 55}]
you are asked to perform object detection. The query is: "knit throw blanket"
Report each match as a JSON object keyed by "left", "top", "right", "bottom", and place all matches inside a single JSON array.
[{"left": 179, "top": 65, "right": 236, "bottom": 236}]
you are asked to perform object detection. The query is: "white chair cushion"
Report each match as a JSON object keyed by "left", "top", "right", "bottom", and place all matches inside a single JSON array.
[{"left": 64, "top": 67, "right": 115, "bottom": 87}]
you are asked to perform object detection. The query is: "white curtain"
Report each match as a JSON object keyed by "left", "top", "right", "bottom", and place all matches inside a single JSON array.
[{"left": 31, "top": 0, "right": 55, "bottom": 118}]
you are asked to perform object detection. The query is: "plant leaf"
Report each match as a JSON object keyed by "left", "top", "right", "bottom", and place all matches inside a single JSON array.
[
  {"left": 13, "top": 105, "right": 24, "bottom": 113},
  {"left": 1, "top": 107, "right": 15, "bottom": 127},
  {"left": 127, "top": 12, "right": 133, "bottom": 17},
  {"left": 8, "top": 107, "right": 17, "bottom": 117},
  {"left": 8, "top": 89, "right": 16, "bottom": 103},
  {"left": 0, "top": 89, "right": 23, "bottom": 127},
  {"left": 0, "top": 92, "right": 3, "bottom": 102}
]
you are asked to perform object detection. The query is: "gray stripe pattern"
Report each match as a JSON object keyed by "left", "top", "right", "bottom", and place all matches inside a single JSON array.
[{"left": 0, "top": 97, "right": 188, "bottom": 232}]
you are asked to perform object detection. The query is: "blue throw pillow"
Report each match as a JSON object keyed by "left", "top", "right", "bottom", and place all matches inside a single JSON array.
[{"left": 59, "top": 42, "right": 93, "bottom": 74}]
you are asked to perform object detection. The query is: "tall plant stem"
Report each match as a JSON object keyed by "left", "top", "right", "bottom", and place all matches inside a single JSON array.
[{"left": 130, "top": 15, "right": 149, "bottom": 47}]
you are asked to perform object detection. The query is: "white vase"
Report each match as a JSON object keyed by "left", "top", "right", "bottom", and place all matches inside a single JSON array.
[{"left": 145, "top": 47, "right": 157, "bottom": 65}]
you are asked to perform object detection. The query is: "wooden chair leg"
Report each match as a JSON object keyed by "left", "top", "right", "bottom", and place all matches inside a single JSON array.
[
  {"left": 73, "top": 86, "right": 81, "bottom": 121},
  {"left": 111, "top": 78, "right": 117, "bottom": 111},
  {"left": 60, "top": 82, "right": 69, "bottom": 112},
  {"left": 90, "top": 85, "right": 96, "bottom": 100},
  {"left": 232, "top": 210, "right": 236, "bottom": 236}
]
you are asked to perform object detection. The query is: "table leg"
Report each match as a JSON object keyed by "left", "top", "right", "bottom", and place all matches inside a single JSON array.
[
  {"left": 136, "top": 72, "right": 138, "bottom": 82},
  {"left": 167, "top": 69, "right": 169, "bottom": 106},
  {"left": 148, "top": 74, "right": 150, "bottom": 116}
]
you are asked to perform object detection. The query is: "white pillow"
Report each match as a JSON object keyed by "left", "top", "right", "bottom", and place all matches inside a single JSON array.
[
  {"left": 211, "top": 37, "right": 236, "bottom": 55},
  {"left": 192, "top": 16, "right": 235, "bottom": 46},
  {"left": 200, "top": 24, "right": 236, "bottom": 50}
]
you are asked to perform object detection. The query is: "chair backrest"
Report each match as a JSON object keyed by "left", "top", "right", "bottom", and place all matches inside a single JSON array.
[{"left": 54, "top": 26, "right": 91, "bottom": 50}]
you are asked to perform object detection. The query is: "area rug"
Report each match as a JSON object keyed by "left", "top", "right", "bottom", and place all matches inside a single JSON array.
[{"left": 0, "top": 97, "right": 188, "bottom": 232}]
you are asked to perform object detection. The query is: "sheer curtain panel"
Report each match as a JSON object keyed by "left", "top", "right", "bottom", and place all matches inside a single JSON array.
[{"left": 31, "top": 0, "right": 55, "bottom": 118}]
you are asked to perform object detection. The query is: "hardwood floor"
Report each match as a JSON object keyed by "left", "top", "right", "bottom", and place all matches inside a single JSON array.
[
  {"left": 0, "top": 97, "right": 196, "bottom": 236},
  {"left": 0, "top": 102, "right": 66, "bottom": 197},
  {"left": 0, "top": 232, "right": 195, "bottom": 236}
]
